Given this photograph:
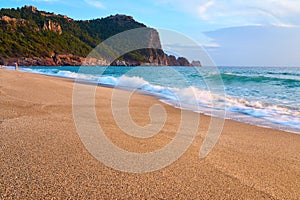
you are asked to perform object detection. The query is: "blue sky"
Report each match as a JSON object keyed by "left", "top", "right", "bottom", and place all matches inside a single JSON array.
[{"left": 2, "top": 0, "right": 300, "bottom": 66}]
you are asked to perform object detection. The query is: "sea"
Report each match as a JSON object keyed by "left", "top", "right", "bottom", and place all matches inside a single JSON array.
[{"left": 5, "top": 66, "right": 300, "bottom": 134}]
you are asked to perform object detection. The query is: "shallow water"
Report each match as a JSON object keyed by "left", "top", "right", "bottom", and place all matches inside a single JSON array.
[{"left": 6, "top": 65, "right": 300, "bottom": 134}]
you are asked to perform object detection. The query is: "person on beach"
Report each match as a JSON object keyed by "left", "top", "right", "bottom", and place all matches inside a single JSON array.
[{"left": 15, "top": 62, "right": 18, "bottom": 71}]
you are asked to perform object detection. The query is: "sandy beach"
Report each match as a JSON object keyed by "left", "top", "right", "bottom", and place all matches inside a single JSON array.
[{"left": 0, "top": 69, "right": 299, "bottom": 199}]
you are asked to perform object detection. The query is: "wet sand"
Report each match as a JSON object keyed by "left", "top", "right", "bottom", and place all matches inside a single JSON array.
[{"left": 0, "top": 69, "right": 299, "bottom": 199}]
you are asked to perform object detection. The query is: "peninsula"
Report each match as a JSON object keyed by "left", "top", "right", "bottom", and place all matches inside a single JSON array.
[{"left": 0, "top": 6, "right": 194, "bottom": 66}]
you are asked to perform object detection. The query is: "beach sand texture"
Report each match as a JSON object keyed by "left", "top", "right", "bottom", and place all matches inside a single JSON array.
[{"left": 0, "top": 69, "right": 300, "bottom": 199}]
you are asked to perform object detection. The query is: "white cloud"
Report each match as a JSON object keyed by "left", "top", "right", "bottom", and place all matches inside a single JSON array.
[
  {"left": 84, "top": 0, "right": 106, "bottom": 9},
  {"left": 198, "top": 1, "right": 215, "bottom": 15},
  {"left": 204, "top": 25, "right": 300, "bottom": 66},
  {"left": 202, "top": 43, "right": 220, "bottom": 48},
  {"left": 272, "top": 22, "right": 300, "bottom": 28},
  {"left": 263, "top": 0, "right": 300, "bottom": 16},
  {"left": 154, "top": 0, "right": 300, "bottom": 27}
]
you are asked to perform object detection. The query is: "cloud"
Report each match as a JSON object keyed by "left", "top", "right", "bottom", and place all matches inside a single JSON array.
[
  {"left": 202, "top": 43, "right": 220, "bottom": 48},
  {"left": 197, "top": 1, "right": 215, "bottom": 19},
  {"left": 154, "top": 0, "right": 300, "bottom": 27},
  {"left": 272, "top": 22, "right": 300, "bottom": 28},
  {"left": 263, "top": 0, "right": 300, "bottom": 16},
  {"left": 204, "top": 25, "right": 300, "bottom": 66},
  {"left": 84, "top": 0, "right": 106, "bottom": 9}
]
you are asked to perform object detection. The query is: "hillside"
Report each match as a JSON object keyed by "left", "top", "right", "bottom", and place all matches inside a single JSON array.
[{"left": 0, "top": 6, "right": 192, "bottom": 66}]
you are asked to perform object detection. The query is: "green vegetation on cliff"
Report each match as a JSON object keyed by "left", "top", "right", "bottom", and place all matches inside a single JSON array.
[
  {"left": 0, "top": 6, "right": 191, "bottom": 66},
  {"left": 0, "top": 6, "right": 147, "bottom": 58},
  {"left": 0, "top": 6, "right": 92, "bottom": 58}
]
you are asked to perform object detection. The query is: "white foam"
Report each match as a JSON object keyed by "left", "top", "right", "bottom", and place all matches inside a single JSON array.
[{"left": 8, "top": 66, "right": 300, "bottom": 133}]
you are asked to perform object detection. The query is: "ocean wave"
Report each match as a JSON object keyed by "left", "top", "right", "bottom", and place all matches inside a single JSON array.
[
  {"left": 18, "top": 67, "right": 101, "bottom": 81},
  {"left": 226, "top": 96, "right": 300, "bottom": 128},
  {"left": 5, "top": 66, "right": 300, "bottom": 133},
  {"left": 266, "top": 71, "right": 300, "bottom": 77},
  {"left": 212, "top": 73, "right": 300, "bottom": 84},
  {"left": 109, "top": 75, "right": 300, "bottom": 130},
  {"left": 102, "top": 74, "right": 300, "bottom": 132}
]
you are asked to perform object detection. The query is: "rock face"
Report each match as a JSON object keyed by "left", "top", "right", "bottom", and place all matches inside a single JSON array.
[
  {"left": 24, "top": 5, "right": 37, "bottom": 13},
  {"left": 167, "top": 55, "right": 179, "bottom": 66},
  {"left": 177, "top": 57, "right": 191, "bottom": 66},
  {"left": 107, "top": 14, "right": 134, "bottom": 23},
  {"left": 1, "top": 54, "right": 109, "bottom": 66},
  {"left": 191, "top": 60, "right": 202, "bottom": 66},
  {"left": 0, "top": 6, "right": 196, "bottom": 66},
  {"left": 1, "top": 7, "right": 63, "bottom": 35},
  {"left": 43, "top": 20, "right": 62, "bottom": 35},
  {"left": 1, "top": 57, "right": 55, "bottom": 66},
  {"left": 1, "top": 15, "right": 15, "bottom": 22},
  {"left": 1, "top": 15, "right": 27, "bottom": 24},
  {"left": 1, "top": 55, "right": 195, "bottom": 67}
]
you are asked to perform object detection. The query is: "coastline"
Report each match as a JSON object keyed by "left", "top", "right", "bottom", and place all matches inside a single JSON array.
[
  {"left": 1, "top": 69, "right": 299, "bottom": 199},
  {"left": 6, "top": 65, "right": 300, "bottom": 135}
]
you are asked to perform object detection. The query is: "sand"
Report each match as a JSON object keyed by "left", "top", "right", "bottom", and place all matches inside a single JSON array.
[{"left": 0, "top": 69, "right": 299, "bottom": 199}]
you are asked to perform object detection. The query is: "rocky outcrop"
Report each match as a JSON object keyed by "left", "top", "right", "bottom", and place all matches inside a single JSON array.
[
  {"left": 52, "top": 53, "right": 82, "bottom": 65},
  {"left": 1, "top": 15, "right": 39, "bottom": 32},
  {"left": 4, "top": 6, "right": 63, "bottom": 35},
  {"left": 191, "top": 60, "right": 202, "bottom": 66},
  {"left": 43, "top": 20, "right": 62, "bottom": 35},
  {"left": 0, "top": 54, "right": 109, "bottom": 66},
  {"left": 24, "top": 5, "right": 37, "bottom": 13},
  {"left": 0, "top": 6, "right": 195, "bottom": 66},
  {"left": 82, "top": 58, "right": 108, "bottom": 66},
  {"left": 155, "top": 55, "right": 194, "bottom": 66},
  {"left": 1, "top": 15, "right": 63, "bottom": 35},
  {"left": 52, "top": 53, "right": 108, "bottom": 66},
  {"left": 108, "top": 14, "right": 134, "bottom": 21},
  {"left": 166, "top": 55, "right": 177, "bottom": 66},
  {"left": 1, "top": 57, "right": 56, "bottom": 66},
  {"left": 110, "top": 60, "right": 127, "bottom": 66},
  {"left": 177, "top": 57, "right": 191, "bottom": 66},
  {"left": 0, "top": 54, "right": 194, "bottom": 66},
  {"left": 145, "top": 49, "right": 168, "bottom": 66},
  {"left": 1, "top": 15, "right": 27, "bottom": 24}
]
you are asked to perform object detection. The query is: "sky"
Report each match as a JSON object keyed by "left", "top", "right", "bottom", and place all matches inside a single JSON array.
[{"left": 1, "top": 0, "right": 300, "bottom": 66}]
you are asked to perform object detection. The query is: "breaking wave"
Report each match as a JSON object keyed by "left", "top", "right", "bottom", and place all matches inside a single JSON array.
[{"left": 5, "top": 66, "right": 300, "bottom": 133}]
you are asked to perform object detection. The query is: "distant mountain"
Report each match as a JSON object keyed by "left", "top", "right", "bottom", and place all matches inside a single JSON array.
[{"left": 0, "top": 6, "right": 192, "bottom": 66}]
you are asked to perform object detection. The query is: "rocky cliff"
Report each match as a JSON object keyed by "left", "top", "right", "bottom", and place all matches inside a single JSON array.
[
  {"left": 43, "top": 20, "right": 62, "bottom": 35},
  {"left": 0, "top": 6, "right": 194, "bottom": 66}
]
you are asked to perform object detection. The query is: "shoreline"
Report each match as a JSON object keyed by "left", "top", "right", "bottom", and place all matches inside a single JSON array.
[
  {"left": 1, "top": 69, "right": 299, "bottom": 198},
  {"left": 4, "top": 66, "right": 300, "bottom": 135}
]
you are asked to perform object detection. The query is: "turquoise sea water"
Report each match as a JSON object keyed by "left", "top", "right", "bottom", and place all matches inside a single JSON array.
[{"left": 6, "top": 66, "right": 300, "bottom": 134}]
